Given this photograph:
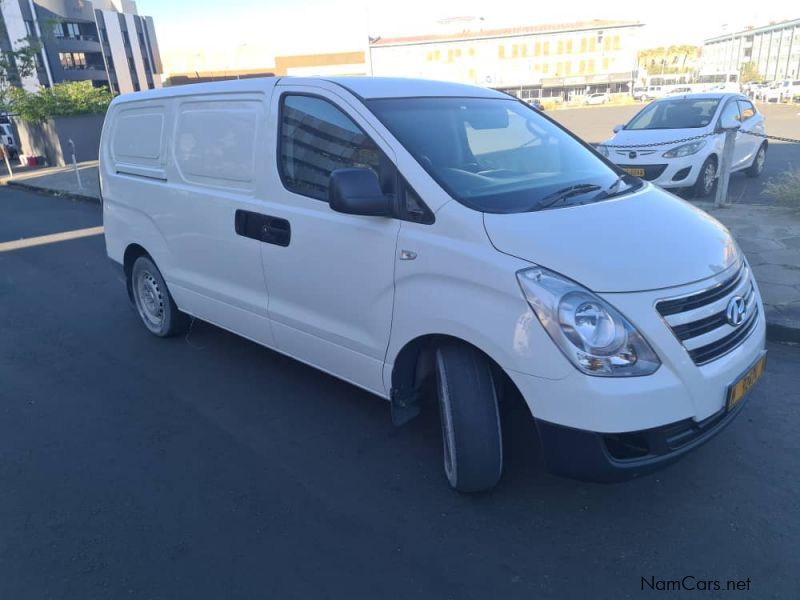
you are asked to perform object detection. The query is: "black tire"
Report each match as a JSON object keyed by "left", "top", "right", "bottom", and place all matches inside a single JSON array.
[
  {"left": 745, "top": 143, "right": 767, "bottom": 178},
  {"left": 435, "top": 343, "right": 503, "bottom": 493},
  {"left": 692, "top": 155, "right": 717, "bottom": 198},
  {"left": 130, "top": 256, "right": 190, "bottom": 337}
]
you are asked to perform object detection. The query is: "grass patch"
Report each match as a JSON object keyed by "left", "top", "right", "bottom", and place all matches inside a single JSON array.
[{"left": 765, "top": 168, "right": 800, "bottom": 207}]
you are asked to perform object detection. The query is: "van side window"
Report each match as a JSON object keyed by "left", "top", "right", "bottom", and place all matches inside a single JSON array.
[{"left": 279, "top": 94, "right": 385, "bottom": 201}]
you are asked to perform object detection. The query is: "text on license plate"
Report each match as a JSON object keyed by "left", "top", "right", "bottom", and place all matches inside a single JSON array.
[
  {"left": 727, "top": 354, "right": 767, "bottom": 411},
  {"left": 623, "top": 167, "right": 646, "bottom": 177}
]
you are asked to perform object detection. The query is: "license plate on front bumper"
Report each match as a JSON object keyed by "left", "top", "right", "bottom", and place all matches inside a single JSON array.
[
  {"left": 726, "top": 353, "right": 767, "bottom": 411},
  {"left": 622, "top": 167, "right": 646, "bottom": 177}
]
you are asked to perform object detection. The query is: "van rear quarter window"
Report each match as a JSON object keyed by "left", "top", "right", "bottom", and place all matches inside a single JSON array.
[
  {"left": 174, "top": 99, "right": 260, "bottom": 188},
  {"left": 112, "top": 106, "right": 165, "bottom": 168}
]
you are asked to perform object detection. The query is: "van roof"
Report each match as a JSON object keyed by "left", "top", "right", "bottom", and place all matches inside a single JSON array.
[{"left": 110, "top": 76, "right": 509, "bottom": 105}]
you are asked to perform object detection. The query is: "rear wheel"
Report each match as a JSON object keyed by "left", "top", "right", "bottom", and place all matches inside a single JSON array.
[
  {"left": 435, "top": 343, "right": 503, "bottom": 493},
  {"left": 692, "top": 156, "right": 717, "bottom": 198},
  {"left": 130, "top": 256, "right": 190, "bottom": 337},
  {"left": 746, "top": 143, "right": 766, "bottom": 178}
]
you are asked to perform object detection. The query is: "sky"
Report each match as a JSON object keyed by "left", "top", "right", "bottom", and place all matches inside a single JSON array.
[{"left": 134, "top": 0, "right": 795, "bottom": 75}]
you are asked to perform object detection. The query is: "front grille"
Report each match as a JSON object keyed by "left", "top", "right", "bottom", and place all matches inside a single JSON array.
[
  {"left": 617, "top": 164, "right": 668, "bottom": 181},
  {"left": 656, "top": 263, "right": 759, "bottom": 366}
]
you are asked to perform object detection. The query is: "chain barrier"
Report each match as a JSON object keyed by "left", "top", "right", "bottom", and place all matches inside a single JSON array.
[{"left": 597, "top": 130, "right": 800, "bottom": 150}]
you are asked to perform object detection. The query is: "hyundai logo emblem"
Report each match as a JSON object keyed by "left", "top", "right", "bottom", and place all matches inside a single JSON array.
[
  {"left": 628, "top": 151, "right": 637, "bottom": 159},
  {"left": 726, "top": 296, "right": 747, "bottom": 327}
]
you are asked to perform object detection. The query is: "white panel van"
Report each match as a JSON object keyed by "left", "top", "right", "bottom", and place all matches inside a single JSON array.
[{"left": 101, "top": 77, "right": 767, "bottom": 492}]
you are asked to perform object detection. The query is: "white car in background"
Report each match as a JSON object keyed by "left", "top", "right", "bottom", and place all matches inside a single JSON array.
[
  {"left": 584, "top": 92, "right": 611, "bottom": 105},
  {"left": 599, "top": 93, "right": 767, "bottom": 197}
]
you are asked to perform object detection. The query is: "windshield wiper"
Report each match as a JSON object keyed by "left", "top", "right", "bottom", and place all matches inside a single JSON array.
[{"left": 535, "top": 184, "right": 602, "bottom": 211}]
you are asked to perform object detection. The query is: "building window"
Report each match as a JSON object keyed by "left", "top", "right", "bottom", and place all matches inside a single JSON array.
[
  {"left": 542, "top": 63, "right": 549, "bottom": 74},
  {"left": 123, "top": 31, "right": 131, "bottom": 47},
  {"left": 566, "top": 40, "right": 573, "bottom": 54},
  {"left": 557, "top": 40, "right": 564, "bottom": 54},
  {"left": 613, "top": 35, "right": 621, "bottom": 50},
  {"left": 433, "top": 50, "right": 440, "bottom": 60},
  {"left": 455, "top": 48, "right": 461, "bottom": 58},
  {"left": 468, "top": 47, "right": 475, "bottom": 57},
  {"left": 534, "top": 42, "right": 541, "bottom": 56},
  {"left": 588, "top": 59, "right": 595, "bottom": 74},
  {"left": 498, "top": 45, "right": 505, "bottom": 59},
  {"left": 53, "top": 23, "right": 64, "bottom": 38},
  {"left": 543, "top": 41, "right": 550, "bottom": 55},
  {"left": 580, "top": 37, "right": 587, "bottom": 53},
  {"left": 521, "top": 45, "right": 527, "bottom": 57},
  {"left": 579, "top": 60, "right": 586, "bottom": 74},
  {"left": 556, "top": 61, "right": 563, "bottom": 75},
  {"left": 426, "top": 51, "right": 432, "bottom": 61},
  {"left": 589, "top": 38, "right": 596, "bottom": 52},
  {"left": 512, "top": 44, "right": 519, "bottom": 58},
  {"left": 604, "top": 36, "right": 611, "bottom": 51},
  {"left": 24, "top": 20, "right": 35, "bottom": 38},
  {"left": 565, "top": 61, "right": 572, "bottom": 75},
  {"left": 603, "top": 57, "right": 610, "bottom": 70}
]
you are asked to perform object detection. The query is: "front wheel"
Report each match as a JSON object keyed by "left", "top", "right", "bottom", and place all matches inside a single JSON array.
[
  {"left": 692, "top": 156, "right": 717, "bottom": 198},
  {"left": 746, "top": 144, "right": 766, "bottom": 178},
  {"left": 130, "top": 256, "right": 190, "bottom": 337},
  {"left": 435, "top": 343, "right": 503, "bottom": 493}
]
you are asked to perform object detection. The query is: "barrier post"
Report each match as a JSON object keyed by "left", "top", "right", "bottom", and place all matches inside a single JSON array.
[
  {"left": 715, "top": 127, "right": 738, "bottom": 207},
  {"left": 68, "top": 139, "right": 83, "bottom": 190}
]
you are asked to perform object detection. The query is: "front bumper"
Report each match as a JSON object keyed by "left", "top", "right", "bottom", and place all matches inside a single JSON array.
[
  {"left": 534, "top": 368, "right": 758, "bottom": 482},
  {"left": 615, "top": 155, "right": 704, "bottom": 189}
]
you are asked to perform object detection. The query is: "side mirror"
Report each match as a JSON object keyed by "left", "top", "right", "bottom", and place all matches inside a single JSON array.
[
  {"left": 612, "top": 124, "right": 624, "bottom": 134},
  {"left": 329, "top": 168, "right": 392, "bottom": 217},
  {"left": 718, "top": 110, "right": 742, "bottom": 131}
]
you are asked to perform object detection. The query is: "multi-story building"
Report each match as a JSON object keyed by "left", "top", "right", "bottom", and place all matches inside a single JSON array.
[
  {"left": 702, "top": 19, "right": 800, "bottom": 81},
  {"left": 368, "top": 19, "right": 644, "bottom": 101},
  {"left": 0, "top": 0, "right": 162, "bottom": 94}
]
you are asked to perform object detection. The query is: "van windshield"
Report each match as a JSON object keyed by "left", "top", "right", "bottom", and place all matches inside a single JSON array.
[
  {"left": 625, "top": 98, "right": 721, "bottom": 130},
  {"left": 367, "top": 97, "right": 638, "bottom": 213}
]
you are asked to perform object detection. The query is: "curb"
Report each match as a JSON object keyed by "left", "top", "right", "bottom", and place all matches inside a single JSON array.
[
  {"left": 765, "top": 306, "right": 800, "bottom": 345},
  {"left": 4, "top": 180, "right": 100, "bottom": 204}
]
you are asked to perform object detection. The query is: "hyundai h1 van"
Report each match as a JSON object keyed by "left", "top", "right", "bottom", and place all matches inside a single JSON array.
[{"left": 100, "top": 77, "right": 767, "bottom": 492}]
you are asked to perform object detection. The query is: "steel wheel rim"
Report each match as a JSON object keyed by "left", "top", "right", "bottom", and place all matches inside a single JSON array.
[
  {"left": 703, "top": 162, "right": 716, "bottom": 194},
  {"left": 134, "top": 270, "right": 165, "bottom": 330}
]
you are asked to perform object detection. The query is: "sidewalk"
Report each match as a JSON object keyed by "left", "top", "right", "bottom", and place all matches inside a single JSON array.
[
  {"left": 2, "top": 163, "right": 798, "bottom": 341},
  {"left": 1, "top": 161, "right": 100, "bottom": 202}
]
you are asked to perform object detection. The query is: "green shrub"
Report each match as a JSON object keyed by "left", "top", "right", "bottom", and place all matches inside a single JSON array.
[
  {"left": 765, "top": 168, "right": 800, "bottom": 207},
  {"left": 9, "top": 81, "right": 113, "bottom": 123}
]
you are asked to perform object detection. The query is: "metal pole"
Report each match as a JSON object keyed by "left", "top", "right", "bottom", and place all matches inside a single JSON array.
[
  {"left": 2, "top": 145, "right": 13, "bottom": 178},
  {"left": 715, "top": 128, "right": 737, "bottom": 207},
  {"left": 68, "top": 139, "right": 83, "bottom": 190}
]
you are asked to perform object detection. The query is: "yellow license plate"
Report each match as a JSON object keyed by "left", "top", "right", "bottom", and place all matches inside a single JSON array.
[
  {"left": 623, "top": 167, "right": 646, "bottom": 177},
  {"left": 726, "top": 354, "right": 767, "bottom": 411}
]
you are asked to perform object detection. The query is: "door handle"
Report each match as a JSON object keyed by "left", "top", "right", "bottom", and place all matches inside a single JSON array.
[{"left": 235, "top": 210, "right": 291, "bottom": 247}]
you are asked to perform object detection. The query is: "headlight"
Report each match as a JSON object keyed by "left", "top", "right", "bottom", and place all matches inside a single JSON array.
[
  {"left": 517, "top": 267, "right": 660, "bottom": 377},
  {"left": 662, "top": 139, "right": 707, "bottom": 158}
]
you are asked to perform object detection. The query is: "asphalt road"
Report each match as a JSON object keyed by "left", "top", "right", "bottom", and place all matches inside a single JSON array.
[
  {"left": 1, "top": 188, "right": 799, "bottom": 599},
  {"left": 548, "top": 102, "right": 800, "bottom": 204}
]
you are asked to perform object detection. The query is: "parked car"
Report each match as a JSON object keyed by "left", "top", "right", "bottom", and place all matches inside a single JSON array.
[
  {"left": 584, "top": 92, "right": 611, "bottom": 105},
  {"left": 0, "top": 123, "right": 19, "bottom": 159},
  {"left": 101, "top": 77, "right": 767, "bottom": 492},
  {"left": 642, "top": 86, "right": 667, "bottom": 101},
  {"left": 528, "top": 98, "right": 545, "bottom": 111},
  {"left": 632, "top": 87, "right": 647, "bottom": 101},
  {"left": 600, "top": 93, "right": 767, "bottom": 197}
]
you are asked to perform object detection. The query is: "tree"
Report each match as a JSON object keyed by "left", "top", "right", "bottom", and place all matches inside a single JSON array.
[
  {"left": 9, "top": 81, "right": 113, "bottom": 123},
  {"left": 740, "top": 62, "right": 763, "bottom": 83}
]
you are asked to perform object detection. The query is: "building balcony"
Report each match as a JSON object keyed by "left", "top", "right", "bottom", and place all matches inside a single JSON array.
[
  {"left": 58, "top": 68, "right": 109, "bottom": 82},
  {"left": 51, "top": 37, "right": 103, "bottom": 53}
]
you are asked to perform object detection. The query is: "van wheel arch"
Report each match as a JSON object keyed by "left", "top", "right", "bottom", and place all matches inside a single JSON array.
[
  {"left": 123, "top": 243, "right": 151, "bottom": 304},
  {"left": 390, "top": 334, "right": 520, "bottom": 426}
]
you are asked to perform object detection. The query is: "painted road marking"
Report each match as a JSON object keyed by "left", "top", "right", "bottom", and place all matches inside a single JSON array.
[{"left": 0, "top": 226, "right": 104, "bottom": 253}]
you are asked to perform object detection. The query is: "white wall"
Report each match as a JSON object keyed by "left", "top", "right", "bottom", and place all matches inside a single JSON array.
[
  {"left": 101, "top": 9, "right": 133, "bottom": 93},
  {"left": 124, "top": 13, "right": 148, "bottom": 88}
]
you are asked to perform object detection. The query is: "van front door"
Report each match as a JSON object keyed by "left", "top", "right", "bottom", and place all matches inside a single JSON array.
[{"left": 258, "top": 85, "right": 401, "bottom": 395}]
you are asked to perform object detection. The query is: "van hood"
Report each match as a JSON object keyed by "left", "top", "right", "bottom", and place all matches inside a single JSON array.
[{"left": 483, "top": 185, "right": 740, "bottom": 293}]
